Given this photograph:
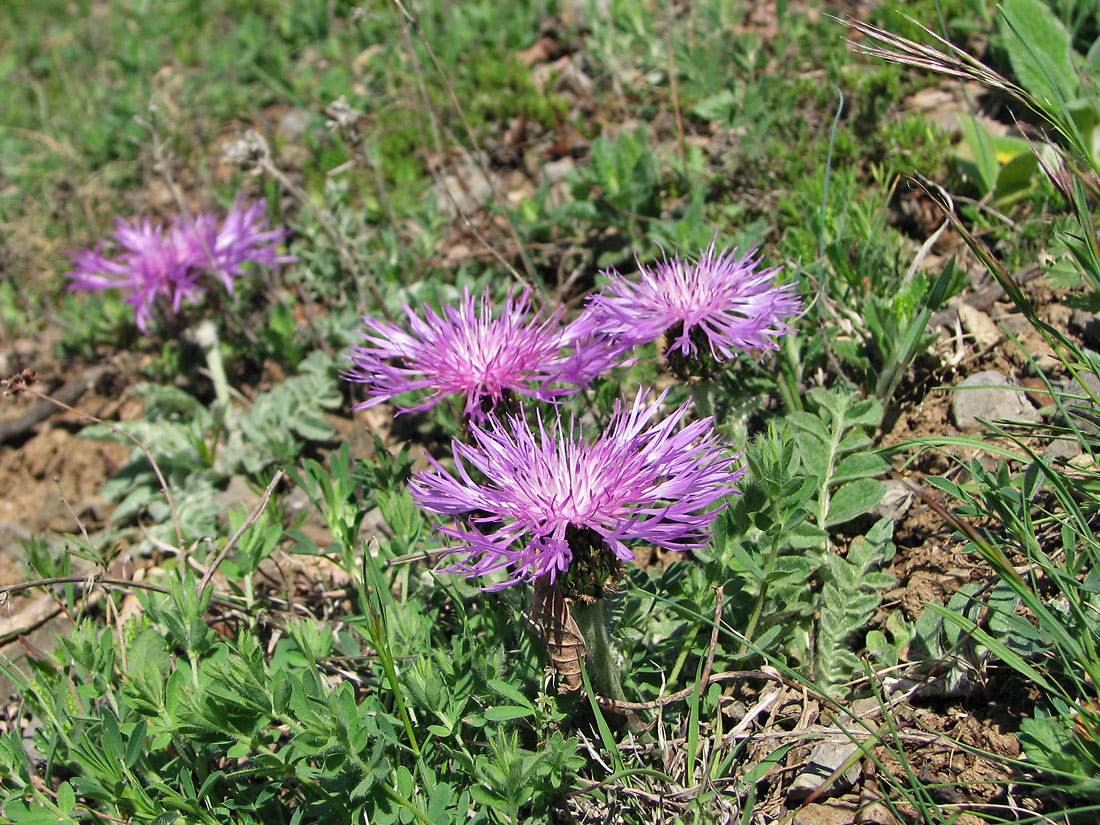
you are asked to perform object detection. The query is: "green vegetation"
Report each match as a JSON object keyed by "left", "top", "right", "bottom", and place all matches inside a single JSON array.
[{"left": 3, "top": 0, "right": 1100, "bottom": 821}]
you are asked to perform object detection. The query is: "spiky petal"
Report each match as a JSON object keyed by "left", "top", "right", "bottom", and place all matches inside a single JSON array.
[
  {"left": 410, "top": 388, "right": 743, "bottom": 589},
  {"left": 343, "top": 287, "right": 621, "bottom": 422},
  {"left": 190, "top": 195, "right": 293, "bottom": 295},
  {"left": 67, "top": 196, "right": 291, "bottom": 331},
  {"left": 68, "top": 218, "right": 207, "bottom": 332},
  {"left": 581, "top": 243, "right": 802, "bottom": 362}
]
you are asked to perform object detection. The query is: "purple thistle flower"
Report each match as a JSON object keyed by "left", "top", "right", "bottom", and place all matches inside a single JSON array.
[
  {"left": 343, "top": 286, "right": 622, "bottom": 422},
  {"left": 410, "top": 388, "right": 743, "bottom": 589},
  {"left": 581, "top": 243, "right": 802, "bottom": 366},
  {"left": 67, "top": 195, "right": 291, "bottom": 331},
  {"left": 69, "top": 217, "right": 207, "bottom": 332},
  {"left": 190, "top": 195, "right": 293, "bottom": 295}
]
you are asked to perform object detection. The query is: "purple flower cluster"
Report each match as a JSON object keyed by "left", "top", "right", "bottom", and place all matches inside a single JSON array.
[
  {"left": 342, "top": 287, "right": 618, "bottom": 423},
  {"left": 410, "top": 389, "right": 743, "bottom": 588},
  {"left": 69, "top": 195, "right": 290, "bottom": 331},
  {"left": 344, "top": 241, "right": 800, "bottom": 589},
  {"left": 582, "top": 243, "right": 803, "bottom": 365}
]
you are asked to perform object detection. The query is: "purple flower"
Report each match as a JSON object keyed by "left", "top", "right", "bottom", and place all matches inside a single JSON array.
[
  {"left": 69, "top": 218, "right": 207, "bottom": 332},
  {"left": 343, "top": 287, "right": 622, "bottom": 422},
  {"left": 410, "top": 388, "right": 743, "bottom": 589},
  {"left": 190, "top": 195, "right": 292, "bottom": 295},
  {"left": 68, "top": 196, "right": 290, "bottom": 331},
  {"left": 581, "top": 243, "right": 802, "bottom": 367}
]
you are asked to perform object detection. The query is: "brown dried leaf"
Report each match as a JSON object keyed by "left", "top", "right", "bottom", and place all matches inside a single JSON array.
[{"left": 530, "top": 575, "right": 586, "bottom": 693}]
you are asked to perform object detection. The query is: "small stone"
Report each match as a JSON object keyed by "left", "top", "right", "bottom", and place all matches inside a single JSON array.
[
  {"left": 871, "top": 479, "right": 913, "bottom": 521},
  {"left": 792, "top": 799, "right": 862, "bottom": 825},
  {"left": 788, "top": 739, "right": 863, "bottom": 800},
  {"left": 956, "top": 303, "right": 1000, "bottom": 350},
  {"left": 951, "top": 370, "right": 1040, "bottom": 431},
  {"left": 214, "top": 475, "right": 259, "bottom": 514},
  {"left": 1043, "top": 437, "right": 1083, "bottom": 462},
  {"left": 1071, "top": 310, "right": 1100, "bottom": 348},
  {"left": 996, "top": 313, "right": 1030, "bottom": 335}
]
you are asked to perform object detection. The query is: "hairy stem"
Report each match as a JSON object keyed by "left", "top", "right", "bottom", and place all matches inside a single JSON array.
[
  {"left": 573, "top": 599, "right": 625, "bottom": 702},
  {"left": 740, "top": 529, "right": 781, "bottom": 655}
]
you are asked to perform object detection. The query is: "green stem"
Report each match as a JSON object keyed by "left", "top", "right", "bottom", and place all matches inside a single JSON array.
[
  {"left": 665, "top": 625, "right": 700, "bottom": 687},
  {"left": 195, "top": 319, "right": 231, "bottom": 407},
  {"left": 740, "top": 528, "right": 781, "bottom": 655},
  {"left": 689, "top": 380, "right": 716, "bottom": 422},
  {"left": 778, "top": 335, "right": 803, "bottom": 413},
  {"left": 573, "top": 599, "right": 625, "bottom": 702}
]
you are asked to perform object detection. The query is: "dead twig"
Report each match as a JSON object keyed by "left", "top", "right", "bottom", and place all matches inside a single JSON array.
[
  {"left": 197, "top": 469, "right": 284, "bottom": 596},
  {"left": 0, "top": 365, "right": 112, "bottom": 444}
]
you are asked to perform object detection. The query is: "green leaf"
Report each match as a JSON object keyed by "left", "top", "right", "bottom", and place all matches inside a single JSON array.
[
  {"left": 832, "top": 452, "right": 889, "bottom": 483},
  {"left": 999, "top": 0, "right": 1079, "bottom": 107},
  {"left": 826, "top": 478, "right": 884, "bottom": 526},
  {"left": 1, "top": 801, "right": 76, "bottom": 824},
  {"left": 787, "top": 411, "right": 830, "bottom": 444},
  {"left": 956, "top": 113, "right": 1000, "bottom": 195},
  {"left": 487, "top": 678, "right": 535, "bottom": 710},
  {"left": 692, "top": 88, "right": 736, "bottom": 122},
  {"left": 927, "top": 603, "right": 1057, "bottom": 692},
  {"left": 484, "top": 705, "right": 535, "bottom": 722},
  {"left": 787, "top": 521, "right": 829, "bottom": 549},
  {"left": 56, "top": 782, "right": 75, "bottom": 815}
]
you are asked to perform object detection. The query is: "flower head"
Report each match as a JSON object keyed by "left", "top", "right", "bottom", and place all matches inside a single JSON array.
[
  {"left": 410, "top": 389, "right": 743, "bottom": 590},
  {"left": 343, "top": 286, "right": 621, "bottom": 422},
  {"left": 67, "top": 196, "right": 290, "bottom": 331},
  {"left": 581, "top": 243, "right": 802, "bottom": 372},
  {"left": 190, "top": 195, "right": 292, "bottom": 295},
  {"left": 69, "top": 217, "right": 208, "bottom": 332}
]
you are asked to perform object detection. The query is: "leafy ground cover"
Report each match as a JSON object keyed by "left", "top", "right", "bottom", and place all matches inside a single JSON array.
[{"left": 2, "top": 0, "right": 1100, "bottom": 822}]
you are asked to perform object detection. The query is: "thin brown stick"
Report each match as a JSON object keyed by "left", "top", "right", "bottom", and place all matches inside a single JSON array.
[
  {"left": 388, "top": 5, "right": 537, "bottom": 298},
  {"left": 598, "top": 669, "right": 777, "bottom": 711},
  {"left": 259, "top": 157, "right": 394, "bottom": 323},
  {"left": 667, "top": 35, "right": 688, "bottom": 184},
  {"left": 197, "top": 469, "right": 283, "bottom": 595},
  {"left": 0, "top": 365, "right": 110, "bottom": 443},
  {"left": 0, "top": 575, "right": 243, "bottom": 614},
  {"left": 389, "top": 0, "right": 541, "bottom": 296}
]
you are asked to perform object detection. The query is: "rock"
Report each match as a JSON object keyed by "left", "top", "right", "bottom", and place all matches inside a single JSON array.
[
  {"left": 791, "top": 797, "right": 861, "bottom": 825},
  {"left": 277, "top": 108, "right": 311, "bottom": 140},
  {"left": 434, "top": 152, "right": 496, "bottom": 217},
  {"left": 997, "top": 313, "right": 1030, "bottom": 336},
  {"left": 1043, "top": 436, "right": 1083, "bottom": 462},
  {"left": 1071, "top": 309, "right": 1100, "bottom": 348},
  {"left": 951, "top": 370, "right": 1040, "bottom": 431},
  {"left": 870, "top": 479, "right": 913, "bottom": 522},
  {"left": 1010, "top": 328, "right": 1059, "bottom": 372},
  {"left": 788, "top": 739, "right": 863, "bottom": 800},
  {"left": 214, "top": 474, "right": 259, "bottom": 514},
  {"left": 956, "top": 303, "right": 1000, "bottom": 350}
]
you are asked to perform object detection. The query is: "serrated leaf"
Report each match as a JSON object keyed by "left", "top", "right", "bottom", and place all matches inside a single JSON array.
[{"left": 826, "top": 478, "right": 884, "bottom": 526}]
